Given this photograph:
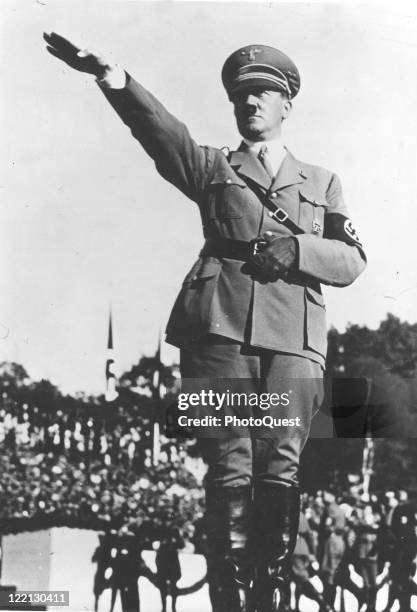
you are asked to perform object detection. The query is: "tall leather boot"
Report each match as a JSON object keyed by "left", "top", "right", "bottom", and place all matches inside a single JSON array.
[
  {"left": 205, "top": 485, "right": 253, "bottom": 612},
  {"left": 253, "top": 482, "right": 300, "bottom": 612}
]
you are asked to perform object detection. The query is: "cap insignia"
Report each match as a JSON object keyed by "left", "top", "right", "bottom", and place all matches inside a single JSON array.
[{"left": 240, "top": 48, "right": 261, "bottom": 61}]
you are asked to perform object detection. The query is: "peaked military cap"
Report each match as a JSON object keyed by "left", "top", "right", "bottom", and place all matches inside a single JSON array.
[{"left": 222, "top": 44, "right": 300, "bottom": 99}]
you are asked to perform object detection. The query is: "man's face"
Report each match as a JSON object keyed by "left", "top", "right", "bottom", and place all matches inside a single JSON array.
[{"left": 231, "top": 87, "right": 291, "bottom": 141}]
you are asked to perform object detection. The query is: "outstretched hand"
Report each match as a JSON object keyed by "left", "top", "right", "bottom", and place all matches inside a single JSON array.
[{"left": 43, "top": 32, "right": 112, "bottom": 78}]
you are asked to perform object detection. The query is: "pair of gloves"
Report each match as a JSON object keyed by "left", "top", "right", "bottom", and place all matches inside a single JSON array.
[{"left": 243, "top": 232, "right": 298, "bottom": 283}]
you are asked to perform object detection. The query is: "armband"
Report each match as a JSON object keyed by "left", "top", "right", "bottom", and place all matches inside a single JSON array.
[{"left": 323, "top": 213, "right": 363, "bottom": 248}]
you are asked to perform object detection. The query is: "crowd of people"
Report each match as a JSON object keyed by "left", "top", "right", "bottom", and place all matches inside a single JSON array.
[
  {"left": 279, "top": 488, "right": 417, "bottom": 611},
  {"left": 0, "top": 386, "right": 163, "bottom": 469},
  {"left": 0, "top": 373, "right": 205, "bottom": 536},
  {"left": 0, "top": 445, "right": 203, "bottom": 536}
]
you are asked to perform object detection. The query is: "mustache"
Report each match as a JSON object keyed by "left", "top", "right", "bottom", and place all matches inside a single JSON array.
[{"left": 236, "top": 108, "right": 259, "bottom": 119}]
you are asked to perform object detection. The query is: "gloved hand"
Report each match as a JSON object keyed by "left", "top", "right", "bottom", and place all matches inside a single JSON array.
[
  {"left": 43, "top": 32, "right": 114, "bottom": 79},
  {"left": 243, "top": 232, "right": 298, "bottom": 283}
]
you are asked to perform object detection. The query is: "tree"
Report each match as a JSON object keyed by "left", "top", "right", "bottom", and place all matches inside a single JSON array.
[
  {"left": 0, "top": 361, "right": 31, "bottom": 389},
  {"left": 327, "top": 314, "right": 417, "bottom": 378}
]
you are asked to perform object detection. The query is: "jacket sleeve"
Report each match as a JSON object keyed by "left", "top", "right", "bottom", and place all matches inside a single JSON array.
[
  {"left": 294, "top": 173, "right": 366, "bottom": 286},
  {"left": 99, "top": 73, "right": 216, "bottom": 202}
]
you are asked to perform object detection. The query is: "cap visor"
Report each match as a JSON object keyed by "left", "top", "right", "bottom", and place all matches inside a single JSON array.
[{"left": 229, "top": 78, "right": 287, "bottom": 97}]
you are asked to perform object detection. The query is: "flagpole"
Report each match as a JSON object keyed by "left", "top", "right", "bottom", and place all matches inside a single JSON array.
[
  {"left": 152, "top": 331, "right": 163, "bottom": 465},
  {"left": 105, "top": 308, "right": 118, "bottom": 402},
  {"left": 361, "top": 379, "right": 374, "bottom": 501},
  {"left": 362, "top": 437, "right": 374, "bottom": 501}
]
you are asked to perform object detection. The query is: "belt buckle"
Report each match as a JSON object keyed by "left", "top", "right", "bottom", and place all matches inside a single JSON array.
[
  {"left": 271, "top": 207, "right": 289, "bottom": 223},
  {"left": 252, "top": 239, "right": 267, "bottom": 256}
]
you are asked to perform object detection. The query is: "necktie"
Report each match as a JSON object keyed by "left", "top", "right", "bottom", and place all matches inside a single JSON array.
[{"left": 259, "top": 145, "right": 275, "bottom": 180}]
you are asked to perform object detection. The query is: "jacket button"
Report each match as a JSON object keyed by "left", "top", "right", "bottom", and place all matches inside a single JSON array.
[
  {"left": 225, "top": 178, "right": 232, "bottom": 184},
  {"left": 270, "top": 192, "right": 278, "bottom": 199}
]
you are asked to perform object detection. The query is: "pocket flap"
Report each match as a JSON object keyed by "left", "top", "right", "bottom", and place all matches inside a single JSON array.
[
  {"left": 197, "top": 258, "right": 221, "bottom": 278},
  {"left": 183, "top": 257, "right": 221, "bottom": 284},
  {"left": 299, "top": 188, "right": 327, "bottom": 208}
]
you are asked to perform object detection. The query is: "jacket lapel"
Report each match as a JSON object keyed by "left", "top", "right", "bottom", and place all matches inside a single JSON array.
[
  {"left": 229, "top": 149, "right": 272, "bottom": 191},
  {"left": 229, "top": 147, "right": 307, "bottom": 192},
  {"left": 270, "top": 151, "right": 307, "bottom": 191}
]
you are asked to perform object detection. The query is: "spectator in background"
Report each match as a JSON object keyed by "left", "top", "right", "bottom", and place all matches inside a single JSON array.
[
  {"left": 382, "top": 491, "right": 417, "bottom": 612},
  {"left": 352, "top": 501, "right": 381, "bottom": 612},
  {"left": 319, "top": 491, "right": 346, "bottom": 610},
  {"left": 155, "top": 530, "right": 184, "bottom": 612},
  {"left": 290, "top": 505, "right": 334, "bottom": 612},
  {"left": 333, "top": 526, "right": 364, "bottom": 612}
]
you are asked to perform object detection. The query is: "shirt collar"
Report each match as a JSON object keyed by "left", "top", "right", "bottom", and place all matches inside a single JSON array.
[
  {"left": 242, "top": 135, "right": 286, "bottom": 157},
  {"left": 242, "top": 136, "right": 287, "bottom": 176}
]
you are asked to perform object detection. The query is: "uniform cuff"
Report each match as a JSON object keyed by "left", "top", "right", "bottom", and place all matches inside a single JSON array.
[{"left": 96, "top": 65, "right": 126, "bottom": 89}]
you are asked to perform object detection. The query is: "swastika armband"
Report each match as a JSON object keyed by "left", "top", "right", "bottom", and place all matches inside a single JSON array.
[{"left": 323, "top": 213, "right": 363, "bottom": 248}]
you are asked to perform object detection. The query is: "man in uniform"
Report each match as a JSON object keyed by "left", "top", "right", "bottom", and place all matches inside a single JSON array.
[
  {"left": 43, "top": 33, "right": 366, "bottom": 612},
  {"left": 319, "top": 491, "right": 347, "bottom": 611},
  {"left": 290, "top": 504, "right": 334, "bottom": 611},
  {"left": 382, "top": 491, "right": 417, "bottom": 611}
]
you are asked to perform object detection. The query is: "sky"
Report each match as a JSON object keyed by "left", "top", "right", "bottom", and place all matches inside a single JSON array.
[{"left": 1, "top": 1, "right": 417, "bottom": 395}]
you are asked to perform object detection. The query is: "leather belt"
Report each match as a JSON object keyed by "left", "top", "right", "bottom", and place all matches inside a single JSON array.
[
  {"left": 200, "top": 237, "right": 316, "bottom": 290},
  {"left": 200, "top": 238, "right": 253, "bottom": 261}
]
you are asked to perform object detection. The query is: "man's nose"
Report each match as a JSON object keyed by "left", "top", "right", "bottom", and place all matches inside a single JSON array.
[{"left": 242, "top": 93, "right": 259, "bottom": 108}]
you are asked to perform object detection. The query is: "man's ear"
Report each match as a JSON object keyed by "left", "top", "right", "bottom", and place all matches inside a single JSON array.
[{"left": 282, "top": 98, "right": 292, "bottom": 121}]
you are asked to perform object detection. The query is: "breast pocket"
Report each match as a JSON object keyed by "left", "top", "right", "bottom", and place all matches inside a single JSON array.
[
  {"left": 299, "top": 188, "right": 327, "bottom": 235},
  {"left": 206, "top": 172, "right": 247, "bottom": 220}
]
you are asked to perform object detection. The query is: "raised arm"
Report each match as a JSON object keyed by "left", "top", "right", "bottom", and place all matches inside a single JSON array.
[{"left": 43, "top": 32, "right": 215, "bottom": 201}]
